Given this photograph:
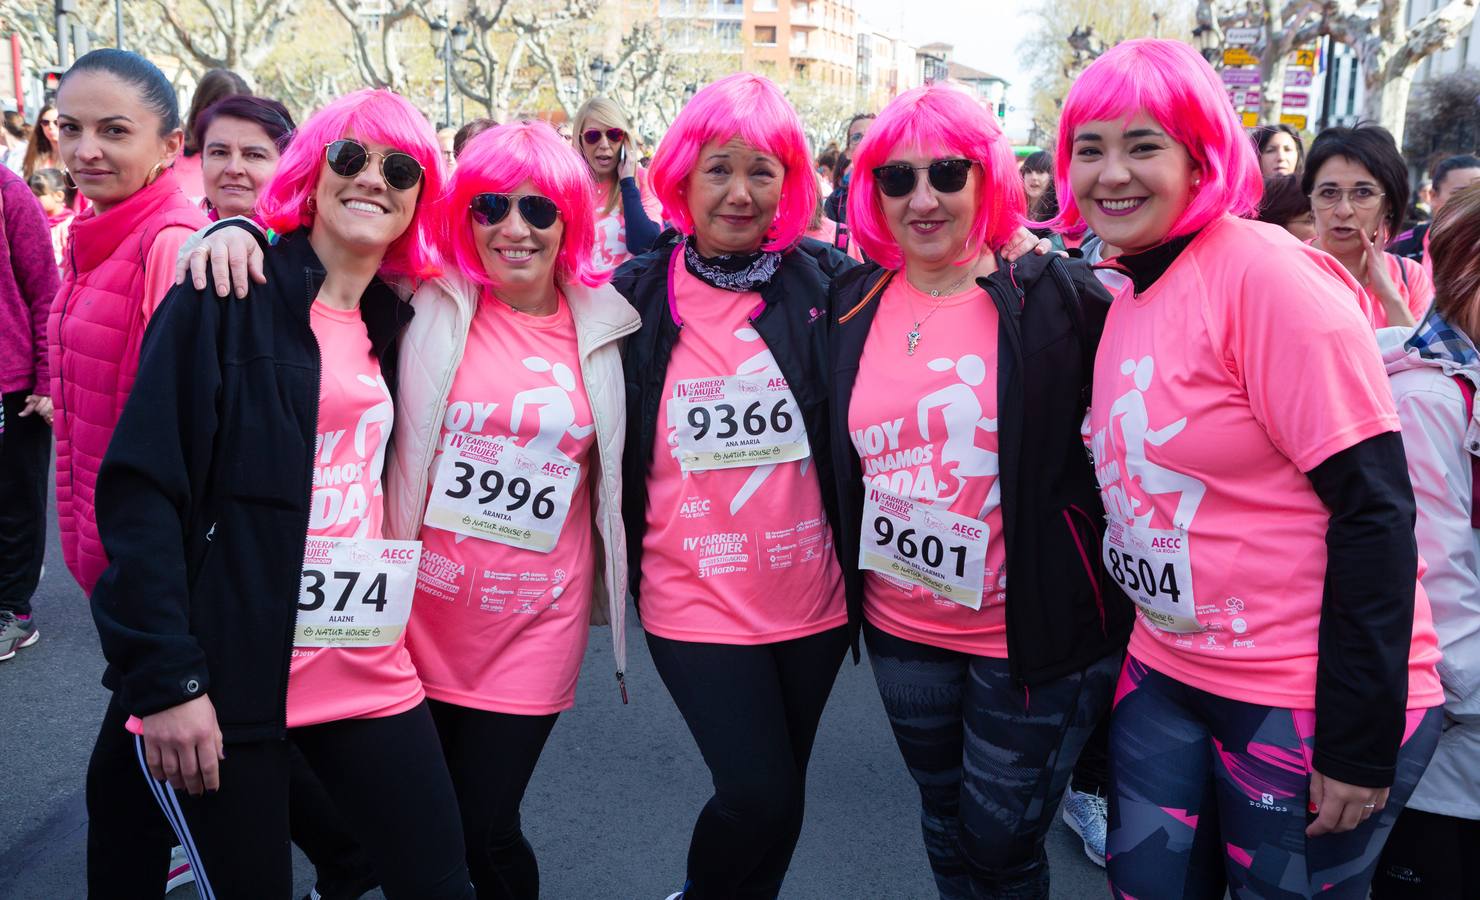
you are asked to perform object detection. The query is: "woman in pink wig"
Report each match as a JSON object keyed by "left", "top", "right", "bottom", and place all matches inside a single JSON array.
[
  {"left": 827, "top": 80, "right": 1130, "bottom": 898},
  {"left": 1058, "top": 38, "right": 1443, "bottom": 899},
  {"left": 87, "top": 87, "right": 474, "bottom": 899}
]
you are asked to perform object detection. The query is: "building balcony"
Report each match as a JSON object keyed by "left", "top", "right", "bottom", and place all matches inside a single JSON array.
[{"left": 658, "top": 0, "right": 743, "bottom": 20}]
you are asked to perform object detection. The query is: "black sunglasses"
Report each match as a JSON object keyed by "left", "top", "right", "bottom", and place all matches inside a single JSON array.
[
  {"left": 470, "top": 193, "right": 561, "bottom": 230},
  {"left": 872, "top": 159, "right": 976, "bottom": 198},
  {"left": 324, "top": 139, "right": 423, "bottom": 191},
  {"left": 582, "top": 128, "right": 625, "bottom": 145}
]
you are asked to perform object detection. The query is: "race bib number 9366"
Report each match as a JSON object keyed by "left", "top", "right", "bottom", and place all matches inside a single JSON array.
[{"left": 672, "top": 374, "right": 810, "bottom": 471}]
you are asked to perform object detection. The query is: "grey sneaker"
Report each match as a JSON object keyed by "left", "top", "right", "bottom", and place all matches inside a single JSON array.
[
  {"left": 1061, "top": 788, "right": 1108, "bottom": 867},
  {"left": 0, "top": 611, "right": 39, "bottom": 661}
]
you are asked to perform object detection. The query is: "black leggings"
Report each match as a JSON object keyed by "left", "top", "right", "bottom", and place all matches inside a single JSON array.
[
  {"left": 428, "top": 699, "right": 558, "bottom": 900},
  {"left": 135, "top": 702, "right": 473, "bottom": 900},
  {"left": 87, "top": 694, "right": 379, "bottom": 899},
  {"left": 645, "top": 625, "right": 849, "bottom": 900},
  {"left": 0, "top": 391, "right": 49, "bottom": 617},
  {"left": 1372, "top": 807, "right": 1480, "bottom": 899}
]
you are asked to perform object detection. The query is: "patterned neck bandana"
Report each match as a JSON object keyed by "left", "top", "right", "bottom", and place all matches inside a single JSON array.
[{"left": 682, "top": 239, "right": 782, "bottom": 293}]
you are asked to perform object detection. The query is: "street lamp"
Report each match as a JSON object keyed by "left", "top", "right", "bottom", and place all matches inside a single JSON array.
[
  {"left": 429, "top": 18, "right": 470, "bottom": 128},
  {"left": 589, "top": 57, "right": 614, "bottom": 95}
]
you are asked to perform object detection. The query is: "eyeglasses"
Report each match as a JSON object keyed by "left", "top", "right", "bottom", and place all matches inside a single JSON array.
[
  {"left": 1309, "top": 185, "right": 1385, "bottom": 210},
  {"left": 470, "top": 193, "right": 561, "bottom": 230},
  {"left": 582, "top": 128, "right": 626, "bottom": 145},
  {"left": 872, "top": 159, "right": 976, "bottom": 198},
  {"left": 324, "top": 139, "right": 423, "bottom": 191}
]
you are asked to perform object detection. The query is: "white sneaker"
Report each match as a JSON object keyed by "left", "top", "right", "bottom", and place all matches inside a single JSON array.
[
  {"left": 664, "top": 892, "right": 685, "bottom": 900},
  {"left": 166, "top": 844, "right": 196, "bottom": 892},
  {"left": 1061, "top": 788, "right": 1108, "bottom": 867}
]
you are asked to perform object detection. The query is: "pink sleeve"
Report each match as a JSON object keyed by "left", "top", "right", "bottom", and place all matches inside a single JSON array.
[
  {"left": 140, "top": 226, "right": 195, "bottom": 322},
  {"left": 1231, "top": 249, "right": 1400, "bottom": 472}
]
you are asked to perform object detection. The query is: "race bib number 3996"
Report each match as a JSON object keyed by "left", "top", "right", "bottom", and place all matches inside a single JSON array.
[
  {"left": 423, "top": 433, "right": 580, "bottom": 553},
  {"left": 672, "top": 375, "right": 810, "bottom": 471},
  {"left": 296, "top": 537, "right": 421, "bottom": 647},
  {"left": 1102, "top": 519, "right": 1199, "bottom": 632},
  {"left": 859, "top": 486, "right": 988, "bottom": 610}
]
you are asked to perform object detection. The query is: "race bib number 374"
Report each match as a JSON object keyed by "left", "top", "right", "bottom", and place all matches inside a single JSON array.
[
  {"left": 295, "top": 537, "right": 420, "bottom": 648},
  {"left": 672, "top": 375, "right": 810, "bottom": 471}
]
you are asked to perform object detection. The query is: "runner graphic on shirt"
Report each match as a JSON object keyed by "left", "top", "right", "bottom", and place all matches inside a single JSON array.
[
  {"left": 665, "top": 325, "right": 809, "bottom": 515},
  {"left": 918, "top": 354, "right": 1000, "bottom": 514},
  {"left": 1108, "top": 356, "right": 1205, "bottom": 530}
]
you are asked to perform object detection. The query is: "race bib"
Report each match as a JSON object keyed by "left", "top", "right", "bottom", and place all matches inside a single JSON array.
[
  {"left": 1102, "top": 519, "right": 1200, "bottom": 632},
  {"left": 859, "top": 486, "right": 989, "bottom": 610},
  {"left": 672, "top": 375, "right": 810, "bottom": 471},
  {"left": 295, "top": 537, "right": 421, "bottom": 647},
  {"left": 423, "top": 432, "right": 579, "bottom": 554}
]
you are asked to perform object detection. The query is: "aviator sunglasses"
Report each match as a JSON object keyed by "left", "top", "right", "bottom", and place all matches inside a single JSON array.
[
  {"left": 582, "top": 127, "right": 626, "bottom": 145},
  {"left": 470, "top": 193, "right": 561, "bottom": 230},
  {"left": 872, "top": 158, "right": 976, "bottom": 198},
  {"left": 324, "top": 139, "right": 424, "bottom": 191}
]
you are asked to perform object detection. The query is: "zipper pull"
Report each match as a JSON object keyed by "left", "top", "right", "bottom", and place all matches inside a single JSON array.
[{"left": 616, "top": 670, "right": 629, "bottom": 705}]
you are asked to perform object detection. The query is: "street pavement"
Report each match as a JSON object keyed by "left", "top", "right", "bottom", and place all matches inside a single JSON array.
[{"left": 2, "top": 489, "right": 1111, "bottom": 899}]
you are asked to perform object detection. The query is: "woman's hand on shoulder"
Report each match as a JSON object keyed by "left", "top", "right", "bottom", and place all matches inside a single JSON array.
[
  {"left": 1001, "top": 226, "right": 1061, "bottom": 263},
  {"left": 173, "top": 222, "right": 266, "bottom": 299}
]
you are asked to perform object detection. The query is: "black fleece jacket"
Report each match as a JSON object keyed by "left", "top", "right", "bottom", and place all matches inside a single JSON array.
[{"left": 90, "top": 229, "right": 413, "bottom": 742}]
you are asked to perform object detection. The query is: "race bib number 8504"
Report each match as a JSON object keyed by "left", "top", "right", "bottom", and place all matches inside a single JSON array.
[
  {"left": 295, "top": 537, "right": 420, "bottom": 647},
  {"left": 1102, "top": 519, "right": 1199, "bottom": 632}
]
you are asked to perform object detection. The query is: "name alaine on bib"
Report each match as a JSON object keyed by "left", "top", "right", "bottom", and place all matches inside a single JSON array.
[
  {"left": 672, "top": 374, "right": 810, "bottom": 472},
  {"left": 296, "top": 537, "right": 421, "bottom": 648},
  {"left": 423, "top": 432, "right": 579, "bottom": 554},
  {"left": 859, "top": 486, "right": 990, "bottom": 610}
]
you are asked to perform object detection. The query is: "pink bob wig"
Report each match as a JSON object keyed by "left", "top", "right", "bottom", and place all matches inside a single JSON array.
[
  {"left": 255, "top": 89, "right": 445, "bottom": 279},
  {"left": 1051, "top": 39, "right": 1262, "bottom": 239},
  {"left": 847, "top": 82, "right": 1025, "bottom": 270},
  {"left": 648, "top": 73, "right": 817, "bottom": 252},
  {"left": 440, "top": 120, "right": 606, "bottom": 289}
]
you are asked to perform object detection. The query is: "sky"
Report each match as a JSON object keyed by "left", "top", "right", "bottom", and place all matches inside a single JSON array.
[{"left": 851, "top": 0, "right": 1039, "bottom": 141}]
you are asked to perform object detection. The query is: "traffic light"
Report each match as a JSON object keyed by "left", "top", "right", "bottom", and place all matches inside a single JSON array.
[{"left": 42, "top": 67, "right": 64, "bottom": 102}]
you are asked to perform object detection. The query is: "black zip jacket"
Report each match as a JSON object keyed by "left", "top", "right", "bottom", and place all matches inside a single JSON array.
[
  {"left": 828, "top": 253, "right": 1134, "bottom": 679},
  {"left": 1114, "top": 235, "right": 1421, "bottom": 788},
  {"left": 90, "top": 229, "right": 413, "bottom": 743},
  {"left": 613, "top": 236, "right": 855, "bottom": 605}
]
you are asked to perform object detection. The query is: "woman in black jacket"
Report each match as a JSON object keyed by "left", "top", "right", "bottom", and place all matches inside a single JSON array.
[
  {"left": 88, "top": 89, "right": 473, "bottom": 899},
  {"left": 827, "top": 82, "right": 1130, "bottom": 899}
]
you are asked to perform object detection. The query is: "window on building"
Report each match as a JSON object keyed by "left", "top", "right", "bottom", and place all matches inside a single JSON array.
[
  {"left": 754, "top": 24, "right": 777, "bottom": 45},
  {"left": 717, "top": 21, "right": 740, "bottom": 47},
  {"left": 754, "top": 0, "right": 778, "bottom": 9}
]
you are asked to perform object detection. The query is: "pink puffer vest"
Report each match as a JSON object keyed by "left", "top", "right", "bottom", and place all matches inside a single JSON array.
[{"left": 47, "top": 171, "right": 208, "bottom": 594}]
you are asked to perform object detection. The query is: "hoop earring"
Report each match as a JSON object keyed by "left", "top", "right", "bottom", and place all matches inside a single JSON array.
[
  {"left": 306, "top": 195, "right": 316, "bottom": 213},
  {"left": 144, "top": 162, "right": 164, "bottom": 186}
]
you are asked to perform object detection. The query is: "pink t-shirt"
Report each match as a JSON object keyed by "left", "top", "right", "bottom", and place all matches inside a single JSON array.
[
  {"left": 285, "top": 300, "right": 423, "bottom": 729},
  {"left": 1088, "top": 215, "right": 1443, "bottom": 710},
  {"left": 849, "top": 276, "right": 1008, "bottom": 657},
  {"left": 1360, "top": 252, "right": 1433, "bottom": 329},
  {"left": 639, "top": 261, "right": 846, "bottom": 644},
  {"left": 592, "top": 175, "right": 663, "bottom": 271},
  {"left": 406, "top": 294, "right": 597, "bottom": 715}
]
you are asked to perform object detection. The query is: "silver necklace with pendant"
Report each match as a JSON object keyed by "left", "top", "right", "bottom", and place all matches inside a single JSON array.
[{"left": 905, "top": 271, "right": 973, "bottom": 355}]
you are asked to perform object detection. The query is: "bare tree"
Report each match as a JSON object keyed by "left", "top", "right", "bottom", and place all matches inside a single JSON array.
[
  {"left": 323, "top": 0, "right": 423, "bottom": 91},
  {"left": 1404, "top": 66, "right": 1480, "bottom": 170},
  {"left": 1325, "top": 0, "right": 1479, "bottom": 145},
  {"left": 152, "top": 0, "right": 303, "bottom": 72}
]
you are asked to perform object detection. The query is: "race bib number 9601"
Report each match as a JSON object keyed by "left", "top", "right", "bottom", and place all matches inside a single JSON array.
[
  {"left": 859, "top": 486, "right": 988, "bottom": 610},
  {"left": 295, "top": 537, "right": 420, "bottom": 647},
  {"left": 1102, "top": 519, "right": 1199, "bottom": 632},
  {"left": 672, "top": 375, "right": 810, "bottom": 471},
  {"left": 423, "top": 433, "right": 579, "bottom": 553}
]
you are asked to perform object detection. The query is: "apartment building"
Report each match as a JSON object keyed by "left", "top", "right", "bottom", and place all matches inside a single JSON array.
[{"left": 654, "top": 0, "right": 857, "bottom": 90}]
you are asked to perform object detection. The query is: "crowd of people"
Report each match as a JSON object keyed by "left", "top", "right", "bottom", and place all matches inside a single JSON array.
[{"left": 1, "top": 36, "right": 1477, "bottom": 900}]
